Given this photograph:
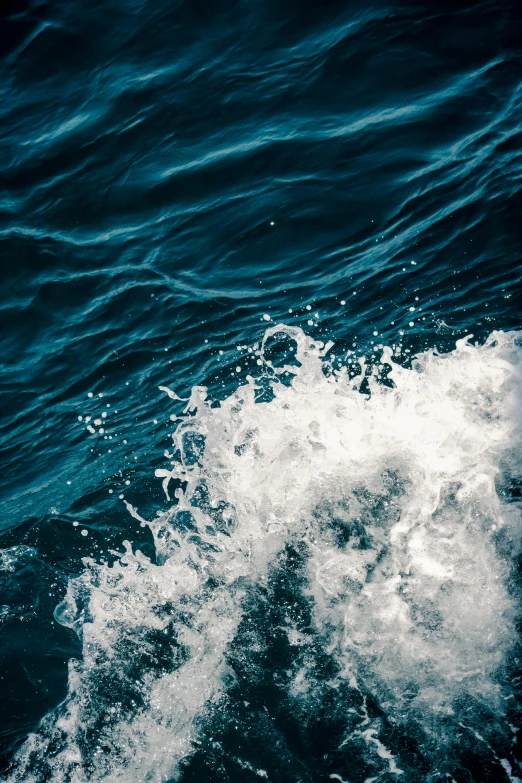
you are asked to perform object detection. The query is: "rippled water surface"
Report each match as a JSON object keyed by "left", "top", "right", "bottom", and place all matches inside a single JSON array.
[{"left": 1, "top": 1, "right": 522, "bottom": 781}]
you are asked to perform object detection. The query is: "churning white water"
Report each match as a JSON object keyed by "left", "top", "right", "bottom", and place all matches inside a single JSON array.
[{"left": 7, "top": 326, "right": 522, "bottom": 783}]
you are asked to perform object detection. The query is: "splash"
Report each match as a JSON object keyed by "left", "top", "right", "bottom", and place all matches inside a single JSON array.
[{"left": 6, "top": 326, "right": 522, "bottom": 782}]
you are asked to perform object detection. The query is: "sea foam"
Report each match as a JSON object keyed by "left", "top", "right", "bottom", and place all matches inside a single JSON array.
[{"left": 6, "top": 326, "right": 522, "bottom": 782}]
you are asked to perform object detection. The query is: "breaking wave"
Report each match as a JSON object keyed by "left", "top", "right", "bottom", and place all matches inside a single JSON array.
[{"left": 6, "top": 326, "right": 522, "bottom": 783}]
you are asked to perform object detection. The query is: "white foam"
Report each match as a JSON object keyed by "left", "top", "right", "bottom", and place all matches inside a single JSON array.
[{"left": 6, "top": 326, "right": 522, "bottom": 782}]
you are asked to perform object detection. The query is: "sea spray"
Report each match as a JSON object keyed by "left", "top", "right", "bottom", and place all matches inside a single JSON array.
[{"left": 6, "top": 327, "right": 522, "bottom": 782}]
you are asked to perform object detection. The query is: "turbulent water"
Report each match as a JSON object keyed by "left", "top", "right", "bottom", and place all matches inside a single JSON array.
[{"left": 1, "top": 1, "right": 522, "bottom": 782}]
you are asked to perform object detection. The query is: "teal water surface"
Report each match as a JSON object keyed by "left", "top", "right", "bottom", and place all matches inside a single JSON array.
[{"left": 1, "top": 2, "right": 522, "bottom": 781}]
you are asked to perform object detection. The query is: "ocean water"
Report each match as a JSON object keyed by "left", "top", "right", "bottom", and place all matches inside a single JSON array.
[{"left": 1, "top": 1, "right": 522, "bottom": 781}]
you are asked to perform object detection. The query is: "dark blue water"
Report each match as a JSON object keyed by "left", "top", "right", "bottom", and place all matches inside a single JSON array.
[{"left": 1, "top": 2, "right": 522, "bottom": 781}]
